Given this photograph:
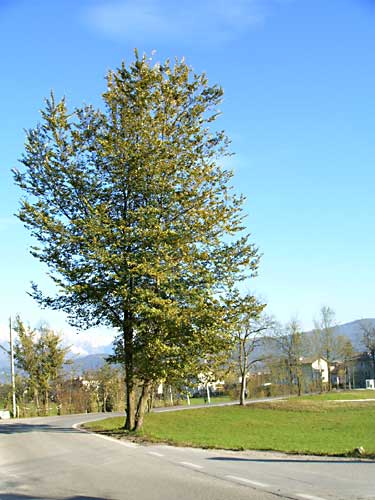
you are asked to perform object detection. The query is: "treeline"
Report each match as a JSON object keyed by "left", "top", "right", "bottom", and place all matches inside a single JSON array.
[
  {"left": 1, "top": 307, "right": 374, "bottom": 418},
  {"left": 0, "top": 366, "right": 125, "bottom": 418}
]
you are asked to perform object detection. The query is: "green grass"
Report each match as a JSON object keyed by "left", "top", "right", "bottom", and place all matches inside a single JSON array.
[
  {"left": 83, "top": 394, "right": 375, "bottom": 458},
  {"left": 84, "top": 416, "right": 126, "bottom": 432},
  {"left": 298, "top": 390, "right": 375, "bottom": 401}
]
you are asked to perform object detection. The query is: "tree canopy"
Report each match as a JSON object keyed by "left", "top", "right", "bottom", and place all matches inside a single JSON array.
[{"left": 14, "top": 52, "right": 260, "bottom": 430}]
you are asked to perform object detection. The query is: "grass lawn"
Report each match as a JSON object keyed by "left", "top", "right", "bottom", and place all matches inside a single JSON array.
[
  {"left": 83, "top": 393, "right": 375, "bottom": 458},
  {"left": 298, "top": 390, "right": 375, "bottom": 401}
]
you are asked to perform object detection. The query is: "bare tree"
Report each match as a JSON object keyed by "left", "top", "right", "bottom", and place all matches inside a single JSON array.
[
  {"left": 313, "top": 306, "right": 337, "bottom": 391},
  {"left": 360, "top": 320, "right": 375, "bottom": 379},
  {"left": 230, "top": 295, "right": 273, "bottom": 405},
  {"left": 336, "top": 337, "right": 355, "bottom": 389},
  {"left": 273, "top": 319, "right": 305, "bottom": 396}
]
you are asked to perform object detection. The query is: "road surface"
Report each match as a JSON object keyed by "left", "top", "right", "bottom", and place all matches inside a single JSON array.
[{"left": 0, "top": 411, "right": 374, "bottom": 500}]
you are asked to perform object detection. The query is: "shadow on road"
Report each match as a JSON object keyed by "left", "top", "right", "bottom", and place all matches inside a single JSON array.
[
  {"left": 208, "top": 456, "right": 372, "bottom": 464},
  {"left": 0, "top": 424, "right": 78, "bottom": 435},
  {"left": 0, "top": 495, "right": 108, "bottom": 500}
]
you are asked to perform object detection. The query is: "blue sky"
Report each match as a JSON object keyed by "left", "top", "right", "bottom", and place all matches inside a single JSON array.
[{"left": 0, "top": 0, "right": 374, "bottom": 353}]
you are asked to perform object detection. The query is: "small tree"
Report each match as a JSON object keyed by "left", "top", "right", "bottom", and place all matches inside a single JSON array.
[
  {"left": 37, "top": 325, "right": 71, "bottom": 415},
  {"left": 14, "top": 52, "right": 260, "bottom": 430},
  {"left": 96, "top": 364, "right": 124, "bottom": 412},
  {"left": 13, "top": 316, "right": 41, "bottom": 411}
]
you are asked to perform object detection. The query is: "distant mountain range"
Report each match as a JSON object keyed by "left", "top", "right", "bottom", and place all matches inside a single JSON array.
[
  {"left": 0, "top": 351, "right": 109, "bottom": 382},
  {"left": 67, "top": 353, "right": 109, "bottom": 373},
  {"left": 306, "top": 318, "right": 375, "bottom": 351},
  {"left": 1, "top": 318, "right": 374, "bottom": 381}
]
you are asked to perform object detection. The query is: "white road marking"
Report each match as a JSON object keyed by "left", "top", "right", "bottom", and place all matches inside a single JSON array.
[
  {"left": 148, "top": 451, "right": 164, "bottom": 457},
  {"left": 225, "top": 475, "right": 269, "bottom": 488},
  {"left": 297, "top": 494, "right": 328, "bottom": 500},
  {"left": 179, "top": 461, "right": 204, "bottom": 469},
  {"left": 72, "top": 422, "right": 138, "bottom": 448}
]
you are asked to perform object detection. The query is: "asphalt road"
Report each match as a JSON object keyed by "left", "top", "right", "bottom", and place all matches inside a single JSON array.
[{"left": 0, "top": 410, "right": 374, "bottom": 500}]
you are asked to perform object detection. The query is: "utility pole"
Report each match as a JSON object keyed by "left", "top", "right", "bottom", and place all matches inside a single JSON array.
[
  {"left": 0, "top": 318, "right": 17, "bottom": 417},
  {"left": 9, "top": 317, "right": 16, "bottom": 418}
]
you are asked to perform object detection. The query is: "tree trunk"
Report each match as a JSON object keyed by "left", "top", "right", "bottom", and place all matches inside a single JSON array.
[
  {"left": 147, "top": 389, "right": 154, "bottom": 413},
  {"left": 125, "top": 377, "right": 135, "bottom": 430},
  {"left": 135, "top": 382, "right": 151, "bottom": 431},
  {"left": 239, "top": 343, "right": 247, "bottom": 406},
  {"left": 327, "top": 361, "right": 332, "bottom": 391},
  {"left": 206, "top": 384, "right": 211, "bottom": 404},
  {"left": 288, "top": 365, "right": 294, "bottom": 394},
  {"left": 34, "top": 388, "right": 40, "bottom": 415},
  {"left": 296, "top": 369, "right": 302, "bottom": 396},
  {"left": 124, "top": 324, "right": 135, "bottom": 431},
  {"left": 44, "top": 388, "right": 49, "bottom": 416},
  {"left": 239, "top": 373, "right": 246, "bottom": 406}
]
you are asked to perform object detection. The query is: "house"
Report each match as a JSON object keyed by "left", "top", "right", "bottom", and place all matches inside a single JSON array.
[
  {"left": 325, "top": 353, "right": 374, "bottom": 389},
  {"left": 351, "top": 352, "right": 373, "bottom": 388}
]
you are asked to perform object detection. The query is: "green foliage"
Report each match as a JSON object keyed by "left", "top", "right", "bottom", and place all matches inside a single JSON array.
[
  {"left": 14, "top": 52, "right": 259, "bottom": 429},
  {"left": 93, "top": 364, "right": 124, "bottom": 411}
]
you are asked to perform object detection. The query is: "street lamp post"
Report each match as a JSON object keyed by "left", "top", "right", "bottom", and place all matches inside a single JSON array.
[
  {"left": 0, "top": 317, "right": 17, "bottom": 417},
  {"left": 9, "top": 317, "right": 16, "bottom": 417}
]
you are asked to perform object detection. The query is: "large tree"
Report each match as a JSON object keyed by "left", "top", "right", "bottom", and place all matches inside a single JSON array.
[{"left": 14, "top": 53, "right": 260, "bottom": 430}]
